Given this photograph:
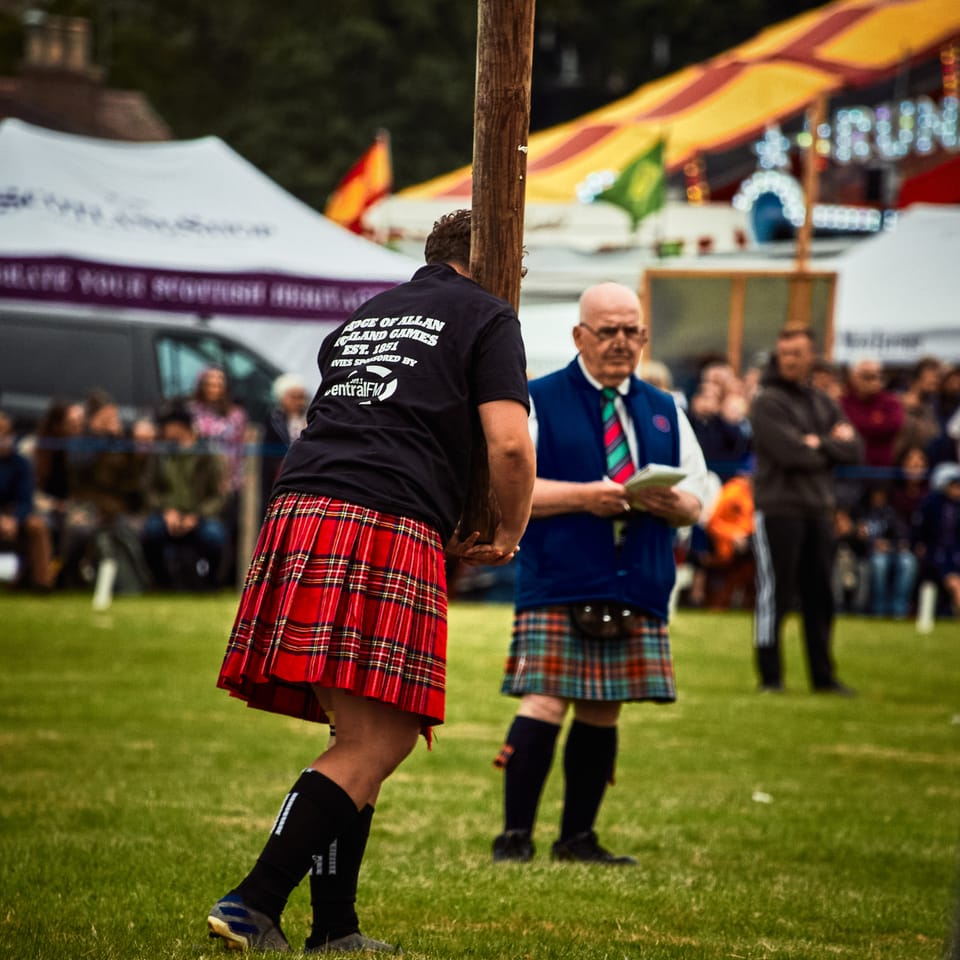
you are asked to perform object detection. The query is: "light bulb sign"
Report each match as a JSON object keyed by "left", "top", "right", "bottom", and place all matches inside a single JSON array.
[
  {"left": 822, "top": 95, "right": 957, "bottom": 164},
  {"left": 734, "top": 92, "right": 957, "bottom": 239},
  {"left": 732, "top": 170, "right": 896, "bottom": 235},
  {"left": 751, "top": 95, "right": 958, "bottom": 170}
]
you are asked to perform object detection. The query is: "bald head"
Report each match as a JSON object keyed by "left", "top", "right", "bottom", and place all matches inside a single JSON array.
[
  {"left": 578, "top": 282, "right": 641, "bottom": 323},
  {"left": 849, "top": 358, "right": 884, "bottom": 398},
  {"left": 572, "top": 283, "right": 647, "bottom": 387}
]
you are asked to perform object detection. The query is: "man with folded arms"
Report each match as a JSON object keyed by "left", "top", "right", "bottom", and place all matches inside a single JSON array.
[{"left": 750, "top": 327, "right": 863, "bottom": 694}]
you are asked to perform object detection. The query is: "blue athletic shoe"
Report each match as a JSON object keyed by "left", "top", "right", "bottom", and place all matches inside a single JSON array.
[{"left": 207, "top": 894, "right": 291, "bottom": 952}]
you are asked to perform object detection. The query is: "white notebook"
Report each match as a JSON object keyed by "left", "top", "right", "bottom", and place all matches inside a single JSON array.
[{"left": 624, "top": 463, "right": 688, "bottom": 491}]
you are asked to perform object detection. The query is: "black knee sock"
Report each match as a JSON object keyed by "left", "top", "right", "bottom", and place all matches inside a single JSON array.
[
  {"left": 559, "top": 720, "right": 617, "bottom": 840},
  {"left": 233, "top": 769, "right": 359, "bottom": 923},
  {"left": 306, "top": 804, "right": 374, "bottom": 948},
  {"left": 494, "top": 716, "right": 560, "bottom": 834}
]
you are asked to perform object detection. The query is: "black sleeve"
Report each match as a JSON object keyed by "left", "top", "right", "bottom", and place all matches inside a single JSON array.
[{"left": 471, "top": 311, "right": 530, "bottom": 408}]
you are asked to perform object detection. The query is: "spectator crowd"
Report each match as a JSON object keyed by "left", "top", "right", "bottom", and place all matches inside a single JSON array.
[
  {"left": 2, "top": 352, "right": 959, "bottom": 619},
  {"left": 0, "top": 367, "right": 309, "bottom": 595},
  {"left": 674, "top": 353, "right": 960, "bottom": 619}
]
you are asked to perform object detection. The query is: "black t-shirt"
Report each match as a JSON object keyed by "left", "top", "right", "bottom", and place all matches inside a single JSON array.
[{"left": 275, "top": 263, "right": 529, "bottom": 541}]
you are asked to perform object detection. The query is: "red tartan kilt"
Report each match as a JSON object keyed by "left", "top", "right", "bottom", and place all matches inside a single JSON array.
[{"left": 217, "top": 492, "right": 448, "bottom": 733}]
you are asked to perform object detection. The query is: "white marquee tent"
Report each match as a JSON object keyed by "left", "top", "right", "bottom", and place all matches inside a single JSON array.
[
  {"left": 0, "top": 119, "right": 420, "bottom": 387},
  {"left": 831, "top": 204, "right": 960, "bottom": 365}
]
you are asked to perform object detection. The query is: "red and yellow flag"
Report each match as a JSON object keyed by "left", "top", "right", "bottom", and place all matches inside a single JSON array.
[{"left": 324, "top": 132, "right": 392, "bottom": 234}]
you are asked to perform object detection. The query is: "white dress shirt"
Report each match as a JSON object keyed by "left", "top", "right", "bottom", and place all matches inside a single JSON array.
[{"left": 528, "top": 356, "right": 711, "bottom": 508}]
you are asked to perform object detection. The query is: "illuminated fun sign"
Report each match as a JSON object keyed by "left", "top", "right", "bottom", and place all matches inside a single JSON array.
[
  {"left": 830, "top": 96, "right": 958, "bottom": 163},
  {"left": 736, "top": 81, "right": 958, "bottom": 236},
  {"left": 751, "top": 95, "right": 958, "bottom": 170}
]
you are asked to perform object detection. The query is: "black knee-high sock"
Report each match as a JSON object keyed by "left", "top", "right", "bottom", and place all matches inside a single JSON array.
[
  {"left": 559, "top": 720, "right": 617, "bottom": 840},
  {"left": 306, "top": 804, "right": 374, "bottom": 947},
  {"left": 233, "top": 769, "right": 359, "bottom": 923},
  {"left": 494, "top": 716, "right": 560, "bottom": 834}
]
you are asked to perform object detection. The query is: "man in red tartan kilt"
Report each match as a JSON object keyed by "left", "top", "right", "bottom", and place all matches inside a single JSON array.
[
  {"left": 207, "top": 210, "right": 535, "bottom": 953},
  {"left": 492, "top": 282, "right": 711, "bottom": 865}
]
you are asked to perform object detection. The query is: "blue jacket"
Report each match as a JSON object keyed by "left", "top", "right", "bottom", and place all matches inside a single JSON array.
[
  {"left": 515, "top": 360, "right": 680, "bottom": 620},
  {"left": 0, "top": 451, "right": 35, "bottom": 523}
]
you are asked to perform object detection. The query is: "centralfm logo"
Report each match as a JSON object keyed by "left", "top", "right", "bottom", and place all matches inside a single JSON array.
[{"left": 324, "top": 365, "right": 399, "bottom": 405}]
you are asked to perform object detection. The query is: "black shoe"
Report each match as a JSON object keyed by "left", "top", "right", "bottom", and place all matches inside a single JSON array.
[
  {"left": 550, "top": 830, "right": 637, "bottom": 865},
  {"left": 305, "top": 932, "right": 400, "bottom": 953},
  {"left": 492, "top": 829, "right": 534, "bottom": 862},
  {"left": 814, "top": 681, "right": 857, "bottom": 697}
]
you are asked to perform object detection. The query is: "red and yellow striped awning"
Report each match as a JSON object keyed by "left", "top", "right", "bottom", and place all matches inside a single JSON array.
[{"left": 399, "top": 0, "right": 960, "bottom": 203}]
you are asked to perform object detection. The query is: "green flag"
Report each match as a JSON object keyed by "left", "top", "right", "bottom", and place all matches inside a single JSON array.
[{"left": 595, "top": 140, "right": 666, "bottom": 230}]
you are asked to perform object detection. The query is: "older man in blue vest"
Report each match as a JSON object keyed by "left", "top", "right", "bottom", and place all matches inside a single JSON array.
[{"left": 492, "top": 281, "right": 711, "bottom": 864}]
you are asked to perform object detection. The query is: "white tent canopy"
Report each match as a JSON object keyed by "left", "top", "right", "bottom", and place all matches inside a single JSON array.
[
  {"left": 0, "top": 119, "right": 421, "bottom": 387},
  {"left": 516, "top": 300, "right": 581, "bottom": 379},
  {"left": 0, "top": 118, "right": 418, "bottom": 318},
  {"left": 832, "top": 204, "right": 960, "bottom": 365},
  {"left": 368, "top": 196, "right": 751, "bottom": 259}
]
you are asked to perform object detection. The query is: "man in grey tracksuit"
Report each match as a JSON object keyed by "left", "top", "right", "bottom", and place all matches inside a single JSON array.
[{"left": 749, "top": 327, "right": 864, "bottom": 693}]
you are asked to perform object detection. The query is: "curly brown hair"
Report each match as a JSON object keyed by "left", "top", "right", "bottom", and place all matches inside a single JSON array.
[{"left": 424, "top": 209, "right": 471, "bottom": 269}]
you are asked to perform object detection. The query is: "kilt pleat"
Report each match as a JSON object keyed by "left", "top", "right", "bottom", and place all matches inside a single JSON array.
[
  {"left": 501, "top": 606, "right": 676, "bottom": 703},
  {"left": 218, "top": 492, "right": 448, "bottom": 730}
]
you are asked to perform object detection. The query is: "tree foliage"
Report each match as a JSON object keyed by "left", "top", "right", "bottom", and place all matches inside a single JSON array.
[{"left": 10, "top": 1, "right": 824, "bottom": 210}]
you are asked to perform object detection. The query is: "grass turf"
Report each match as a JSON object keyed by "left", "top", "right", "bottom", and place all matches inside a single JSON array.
[{"left": 1, "top": 593, "right": 958, "bottom": 959}]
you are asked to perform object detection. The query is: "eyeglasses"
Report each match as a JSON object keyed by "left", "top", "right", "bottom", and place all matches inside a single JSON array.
[{"left": 579, "top": 323, "right": 648, "bottom": 343}]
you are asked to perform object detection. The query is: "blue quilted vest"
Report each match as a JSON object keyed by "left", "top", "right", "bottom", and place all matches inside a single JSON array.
[{"left": 515, "top": 360, "right": 680, "bottom": 620}]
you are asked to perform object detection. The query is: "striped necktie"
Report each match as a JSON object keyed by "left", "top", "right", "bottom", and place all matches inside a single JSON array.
[{"left": 601, "top": 387, "right": 635, "bottom": 483}]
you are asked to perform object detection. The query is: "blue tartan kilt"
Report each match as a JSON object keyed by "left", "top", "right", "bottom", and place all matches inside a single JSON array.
[{"left": 501, "top": 605, "right": 676, "bottom": 703}]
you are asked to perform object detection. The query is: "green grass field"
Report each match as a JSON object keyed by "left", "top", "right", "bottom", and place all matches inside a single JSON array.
[{"left": 1, "top": 593, "right": 958, "bottom": 959}]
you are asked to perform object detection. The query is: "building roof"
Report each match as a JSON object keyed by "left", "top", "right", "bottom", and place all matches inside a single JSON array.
[{"left": 0, "top": 14, "right": 170, "bottom": 142}]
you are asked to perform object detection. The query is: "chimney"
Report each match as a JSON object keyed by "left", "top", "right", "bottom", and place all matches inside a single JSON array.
[
  {"left": 22, "top": 11, "right": 97, "bottom": 77},
  {"left": 65, "top": 17, "right": 93, "bottom": 72},
  {"left": 22, "top": 9, "right": 47, "bottom": 66},
  {"left": 17, "top": 10, "right": 103, "bottom": 133}
]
